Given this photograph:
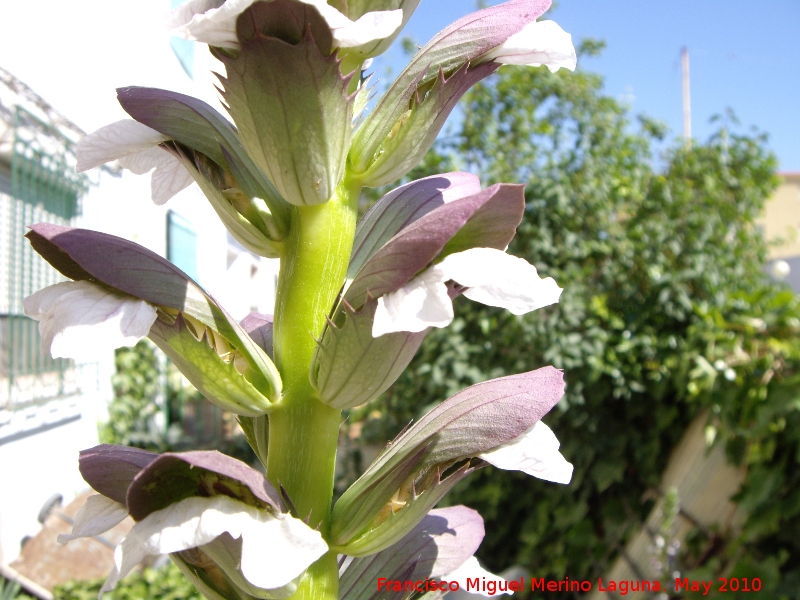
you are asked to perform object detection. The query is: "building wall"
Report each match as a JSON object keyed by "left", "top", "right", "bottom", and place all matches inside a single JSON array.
[
  {"left": 760, "top": 174, "right": 800, "bottom": 292},
  {"left": 761, "top": 173, "right": 800, "bottom": 259},
  {"left": 0, "top": 160, "right": 111, "bottom": 564},
  {"left": 0, "top": 365, "right": 110, "bottom": 565}
]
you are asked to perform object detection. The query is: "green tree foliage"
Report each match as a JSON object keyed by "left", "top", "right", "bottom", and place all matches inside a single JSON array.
[
  {"left": 100, "top": 341, "right": 165, "bottom": 450},
  {"left": 357, "top": 42, "right": 800, "bottom": 595},
  {"left": 101, "top": 341, "right": 258, "bottom": 462}
]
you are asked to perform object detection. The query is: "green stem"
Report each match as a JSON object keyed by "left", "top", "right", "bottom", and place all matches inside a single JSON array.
[{"left": 265, "top": 176, "right": 360, "bottom": 600}]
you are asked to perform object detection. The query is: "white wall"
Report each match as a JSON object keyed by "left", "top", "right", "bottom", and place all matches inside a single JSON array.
[{"left": 0, "top": 362, "right": 112, "bottom": 564}]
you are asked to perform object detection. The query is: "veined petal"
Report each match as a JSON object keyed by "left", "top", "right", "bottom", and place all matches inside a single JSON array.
[
  {"left": 439, "top": 247, "right": 562, "bottom": 315},
  {"left": 483, "top": 20, "right": 577, "bottom": 73},
  {"left": 372, "top": 269, "right": 452, "bottom": 337},
  {"left": 239, "top": 513, "right": 327, "bottom": 588},
  {"left": 480, "top": 421, "right": 573, "bottom": 484},
  {"left": 446, "top": 557, "right": 512, "bottom": 597},
  {"left": 76, "top": 120, "right": 169, "bottom": 172},
  {"left": 77, "top": 120, "right": 193, "bottom": 205},
  {"left": 120, "top": 146, "right": 194, "bottom": 205},
  {"left": 116, "top": 145, "right": 171, "bottom": 175},
  {"left": 150, "top": 154, "right": 195, "bottom": 205},
  {"left": 57, "top": 495, "right": 128, "bottom": 545},
  {"left": 168, "top": 0, "right": 401, "bottom": 50},
  {"left": 23, "top": 281, "right": 158, "bottom": 361},
  {"left": 101, "top": 495, "right": 327, "bottom": 595}
]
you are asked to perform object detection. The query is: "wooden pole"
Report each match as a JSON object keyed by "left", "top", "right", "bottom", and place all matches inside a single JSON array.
[{"left": 682, "top": 46, "right": 692, "bottom": 149}]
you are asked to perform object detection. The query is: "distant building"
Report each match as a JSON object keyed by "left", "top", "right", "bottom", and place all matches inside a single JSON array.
[
  {"left": 761, "top": 173, "right": 800, "bottom": 291},
  {"left": 0, "top": 63, "right": 279, "bottom": 566}
]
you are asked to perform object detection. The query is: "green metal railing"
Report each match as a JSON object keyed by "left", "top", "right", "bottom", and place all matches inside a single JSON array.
[{"left": 3, "top": 106, "right": 88, "bottom": 407}]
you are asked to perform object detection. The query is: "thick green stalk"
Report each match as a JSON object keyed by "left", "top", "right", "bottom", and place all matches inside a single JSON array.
[{"left": 266, "top": 176, "right": 360, "bottom": 600}]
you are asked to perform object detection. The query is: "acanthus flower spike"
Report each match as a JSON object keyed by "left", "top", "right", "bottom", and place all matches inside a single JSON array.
[{"left": 27, "top": 1, "right": 582, "bottom": 595}]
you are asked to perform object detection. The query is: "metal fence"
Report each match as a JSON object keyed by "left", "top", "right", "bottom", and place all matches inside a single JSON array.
[{"left": 1, "top": 106, "right": 88, "bottom": 409}]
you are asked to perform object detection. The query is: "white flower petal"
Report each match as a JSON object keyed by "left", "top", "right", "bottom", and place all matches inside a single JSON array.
[
  {"left": 446, "top": 557, "right": 512, "bottom": 596},
  {"left": 77, "top": 121, "right": 191, "bottom": 206},
  {"left": 23, "top": 281, "right": 158, "bottom": 361},
  {"left": 150, "top": 154, "right": 195, "bottom": 205},
  {"left": 372, "top": 268, "right": 452, "bottom": 337},
  {"left": 327, "top": 8, "right": 403, "bottom": 48},
  {"left": 239, "top": 511, "right": 329, "bottom": 588},
  {"left": 77, "top": 120, "right": 169, "bottom": 172},
  {"left": 371, "top": 248, "right": 562, "bottom": 336},
  {"left": 168, "top": 0, "right": 401, "bottom": 50},
  {"left": 480, "top": 422, "right": 573, "bottom": 484},
  {"left": 484, "top": 20, "right": 577, "bottom": 73},
  {"left": 100, "top": 496, "right": 327, "bottom": 596},
  {"left": 57, "top": 495, "right": 128, "bottom": 545},
  {"left": 438, "top": 247, "right": 562, "bottom": 315},
  {"left": 167, "top": 0, "right": 257, "bottom": 49},
  {"left": 165, "top": 0, "right": 224, "bottom": 33},
  {"left": 117, "top": 145, "right": 172, "bottom": 175}
]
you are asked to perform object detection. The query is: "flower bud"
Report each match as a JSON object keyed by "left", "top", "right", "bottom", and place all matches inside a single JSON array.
[
  {"left": 331, "top": 367, "right": 566, "bottom": 554},
  {"left": 26, "top": 224, "right": 282, "bottom": 416},
  {"left": 149, "top": 312, "right": 275, "bottom": 417},
  {"left": 313, "top": 176, "right": 524, "bottom": 409},
  {"left": 348, "top": 0, "right": 574, "bottom": 188},
  {"left": 69, "top": 449, "right": 326, "bottom": 598}
]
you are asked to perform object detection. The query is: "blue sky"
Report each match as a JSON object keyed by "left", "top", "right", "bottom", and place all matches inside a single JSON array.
[
  {"left": 378, "top": 1, "right": 800, "bottom": 172},
  {"left": 2, "top": 1, "right": 797, "bottom": 172}
]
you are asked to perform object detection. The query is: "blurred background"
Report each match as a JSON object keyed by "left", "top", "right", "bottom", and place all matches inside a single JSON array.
[{"left": 1, "top": 1, "right": 799, "bottom": 598}]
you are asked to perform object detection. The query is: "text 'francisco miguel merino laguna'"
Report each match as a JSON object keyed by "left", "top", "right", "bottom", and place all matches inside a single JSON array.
[{"left": 377, "top": 575, "right": 765, "bottom": 596}]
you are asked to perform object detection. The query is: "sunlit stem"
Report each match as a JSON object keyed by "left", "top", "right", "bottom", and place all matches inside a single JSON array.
[{"left": 265, "top": 175, "right": 361, "bottom": 600}]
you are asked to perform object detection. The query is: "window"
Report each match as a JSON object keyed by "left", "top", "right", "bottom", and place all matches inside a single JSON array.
[{"left": 167, "top": 210, "right": 198, "bottom": 281}]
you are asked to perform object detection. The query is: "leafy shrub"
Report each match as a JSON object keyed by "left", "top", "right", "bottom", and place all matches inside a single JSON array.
[
  {"left": 355, "top": 41, "right": 800, "bottom": 596},
  {"left": 53, "top": 562, "right": 201, "bottom": 600},
  {"left": 100, "top": 341, "right": 168, "bottom": 451}
]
